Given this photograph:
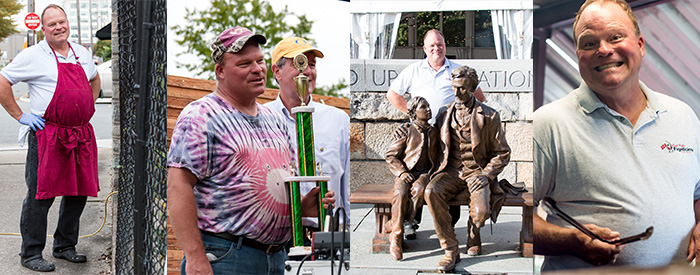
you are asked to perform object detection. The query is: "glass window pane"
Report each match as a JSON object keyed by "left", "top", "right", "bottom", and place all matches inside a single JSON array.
[{"left": 474, "top": 10, "right": 494, "bottom": 48}]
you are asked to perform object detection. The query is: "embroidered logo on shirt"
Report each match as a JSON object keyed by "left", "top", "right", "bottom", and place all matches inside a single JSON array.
[{"left": 660, "top": 141, "right": 694, "bottom": 153}]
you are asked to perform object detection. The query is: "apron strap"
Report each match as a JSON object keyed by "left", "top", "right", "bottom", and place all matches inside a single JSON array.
[{"left": 48, "top": 43, "right": 79, "bottom": 65}]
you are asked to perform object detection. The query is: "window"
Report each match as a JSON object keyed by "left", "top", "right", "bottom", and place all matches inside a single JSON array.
[
  {"left": 474, "top": 10, "right": 494, "bottom": 47},
  {"left": 394, "top": 11, "right": 496, "bottom": 59},
  {"left": 397, "top": 11, "right": 493, "bottom": 48}
]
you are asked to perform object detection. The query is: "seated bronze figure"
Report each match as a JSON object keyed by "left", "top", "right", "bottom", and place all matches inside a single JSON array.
[
  {"left": 384, "top": 96, "right": 438, "bottom": 261},
  {"left": 426, "top": 66, "right": 511, "bottom": 273}
]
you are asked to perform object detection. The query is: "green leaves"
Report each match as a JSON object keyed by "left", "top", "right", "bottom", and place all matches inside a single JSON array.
[
  {"left": 93, "top": 40, "right": 112, "bottom": 62},
  {"left": 0, "top": 0, "right": 23, "bottom": 42},
  {"left": 171, "top": 0, "right": 314, "bottom": 85}
]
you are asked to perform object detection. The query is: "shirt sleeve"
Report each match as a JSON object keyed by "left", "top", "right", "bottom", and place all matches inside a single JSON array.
[
  {"left": 1, "top": 47, "right": 41, "bottom": 85},
  {"left": 339, "top": 112, "right": 351, "bottom": 225},
  {"left": 75, "top": 44, "right": 98, "bottom": 80},
  {"left": 533, "top": 120, "right": 557, "bottom": 208},
  {"left": 167, "top": 104, "right": 210, "bottom": 180},
  {"left": 389, "top": 64, "right": 413, "bottom": 96}
]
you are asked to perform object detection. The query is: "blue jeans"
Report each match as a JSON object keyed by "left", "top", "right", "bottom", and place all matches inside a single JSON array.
[
  {"left": 181, "top": 233, "right": 287, "bottom": 275},
  {"left": 20, "top": 130, "right": 88, "bottom": 258}
]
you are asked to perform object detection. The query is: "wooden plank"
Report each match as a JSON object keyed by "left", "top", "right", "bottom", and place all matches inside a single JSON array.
[{"left": 349, "top": 183, "right": 532, "bottom": 206}]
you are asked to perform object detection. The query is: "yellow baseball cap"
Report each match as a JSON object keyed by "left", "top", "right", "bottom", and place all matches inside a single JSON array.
[{"left": 271, "top": 37, "right": 324, "bottom": 65}]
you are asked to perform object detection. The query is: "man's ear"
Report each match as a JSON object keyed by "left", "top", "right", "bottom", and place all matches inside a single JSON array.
[
  {"left": 215, "top": 63, "right": 223, "bottom": 80},
  {"left": 271, "top": 63, "right": 280, "bottom": 82}
]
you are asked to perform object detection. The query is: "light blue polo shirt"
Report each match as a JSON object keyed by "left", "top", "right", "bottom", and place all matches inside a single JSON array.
[{"left": 534, "top": 81, "right": 700, "bottom": 270}]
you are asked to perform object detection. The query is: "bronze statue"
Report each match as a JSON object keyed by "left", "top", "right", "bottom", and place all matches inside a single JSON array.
[
  {"left": 425, "top": 66, "right": 511, "bottom": 273},
  {"left": 384, "top": 96, "right": 438, "bottom": 261}
]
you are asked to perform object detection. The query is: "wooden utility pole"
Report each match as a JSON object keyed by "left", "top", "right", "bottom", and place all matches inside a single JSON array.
[{"left": 26, "top": 0, "right": 35, "bottom": 46}]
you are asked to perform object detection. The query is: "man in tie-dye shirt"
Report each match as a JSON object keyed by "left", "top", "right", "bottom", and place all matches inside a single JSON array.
[{"left": 167, "top": 27, "right": 335, "bottom": 275}]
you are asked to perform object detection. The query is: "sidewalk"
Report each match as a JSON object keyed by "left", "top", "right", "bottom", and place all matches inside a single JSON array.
[
  {"left": 0, "top": 142, "right": 113, "bottom": 274},
  {"left": 350, "top": 203, "right": 534, "bottom": 274}
]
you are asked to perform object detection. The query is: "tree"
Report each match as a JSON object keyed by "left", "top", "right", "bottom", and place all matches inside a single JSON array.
[
  {"left": 0, "top": 0, "right": 23, "bottom": 42},
  {"left": 172, "top": 0, "right": 312, "bottom": 85},
  {"left": 172, "top": 0, "right": 347, "bottom": 98},
  {"left": 93, "top": 40, "right": 111, "bottom": 62}
]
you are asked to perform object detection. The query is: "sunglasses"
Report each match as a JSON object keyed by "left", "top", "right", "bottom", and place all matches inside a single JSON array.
[{"left": 541, "top": 197, "right": 653, "bottom": 245}]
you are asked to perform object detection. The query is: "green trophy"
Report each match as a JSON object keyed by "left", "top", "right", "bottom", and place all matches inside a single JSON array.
[{"left": 285, "top": 53, "right": 331, "bottom": 257}]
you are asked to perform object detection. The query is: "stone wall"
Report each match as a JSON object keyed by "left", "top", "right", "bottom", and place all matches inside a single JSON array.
[{"left": 350, "top": 59, "right": 533, "bottom": 192}]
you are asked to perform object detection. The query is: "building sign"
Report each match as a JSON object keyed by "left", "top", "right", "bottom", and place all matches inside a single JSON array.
[{"left": 350, "top": 59, "right": 533, "bottom": 92}]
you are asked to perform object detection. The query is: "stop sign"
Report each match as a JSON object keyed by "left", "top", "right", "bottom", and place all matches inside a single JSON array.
[{"left": 25, "top": 13, "right": 40, "bottom": 30}]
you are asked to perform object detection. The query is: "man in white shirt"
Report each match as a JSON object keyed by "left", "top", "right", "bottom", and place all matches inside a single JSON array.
[
  {"left": 264, "top": 37, "right": 351, "bottom": 232},
  {"left": 0, "top": 4, "right": 100, "bottom": 272}
]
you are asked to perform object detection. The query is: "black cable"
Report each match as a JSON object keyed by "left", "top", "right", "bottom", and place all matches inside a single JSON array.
[
  {"left": 328, "top": 202, "right": 335, "bottom": 275},
  {"left": 335, "top": 207, "right": 347, "bottom": 275},
  {"left": 352, "top": 206, "right": 374, "bottom": 232},
  {"left": 296, "top": 251, "right": 320, "bottom": 275}
]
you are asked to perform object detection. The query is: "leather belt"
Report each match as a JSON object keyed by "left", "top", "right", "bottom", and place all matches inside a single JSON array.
[{"left": 200, "top": 230, "right": 284, "bottom": 255}]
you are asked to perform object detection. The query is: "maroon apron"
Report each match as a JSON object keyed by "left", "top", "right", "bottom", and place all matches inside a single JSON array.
[{"left": 34, "top": 45, "right": 99, "bottom": 200}]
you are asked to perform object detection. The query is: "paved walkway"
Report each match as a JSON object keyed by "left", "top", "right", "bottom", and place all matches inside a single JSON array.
[
  {"left": 0, "top": 143, "right": 113, "bottom": 274},
  {"left": 350, "top": 203, "right": 534, "bottom": 274}
]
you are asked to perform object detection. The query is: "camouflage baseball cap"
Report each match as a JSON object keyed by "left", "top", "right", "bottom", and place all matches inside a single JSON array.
[{"left": 210, "top": 26, "right": 267, "bottom": 62}]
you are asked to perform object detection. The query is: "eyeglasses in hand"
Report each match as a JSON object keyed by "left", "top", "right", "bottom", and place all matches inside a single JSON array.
[{"left": 541, "top": 197, "right": 653, "bottom": 245}]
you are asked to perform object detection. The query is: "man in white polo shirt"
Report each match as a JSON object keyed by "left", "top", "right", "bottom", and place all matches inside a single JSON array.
[
  {"left": 387, "top": 29, "right": 484, "bottom": 124},
  {"left": 533, "top": 0, "right": 700, "bottom": 270},
  {"left": 0, "top": 4, "right": 101, "bottom": 272}
]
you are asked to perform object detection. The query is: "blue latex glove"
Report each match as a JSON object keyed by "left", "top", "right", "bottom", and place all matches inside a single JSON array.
[{"left": 19, "top": 113, "right": 45, "bottom": 131}]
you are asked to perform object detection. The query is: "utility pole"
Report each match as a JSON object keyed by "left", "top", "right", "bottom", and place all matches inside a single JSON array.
[
  {"left": 26, "top": 0, "right": 35, "bottom": 46},
  {"left": 88, "top": 0, "right": 94, "bottom": 47},
  {"left": 76, "top": 0, "right": 83, "bottom": 44}
]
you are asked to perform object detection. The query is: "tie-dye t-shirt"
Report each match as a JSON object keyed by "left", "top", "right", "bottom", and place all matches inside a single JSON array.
[{"left": 167, "top": 93, "right": 296, "bottom": 244}]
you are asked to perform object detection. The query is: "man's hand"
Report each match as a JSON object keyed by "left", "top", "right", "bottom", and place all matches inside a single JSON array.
[
  {"left": 19, "top": 113, "right": 45, "bottom": 131},
  {"left": 399, "top": 172, "right": 415, "bottom": 184},
  {"left": 467, "top": 175, "right": 489, "bottom": 194},
  {"left": 301, "top": 187, "right": 336, "bottom": 217},
  {"left": 185, "top": 252, "right": 213, "bottom": 275},
  {"left": 576, "top": 224, "right": 624, "bottom": 266},
  {"left": 393, "top": 123, "right": 409, "bottom": 140}
]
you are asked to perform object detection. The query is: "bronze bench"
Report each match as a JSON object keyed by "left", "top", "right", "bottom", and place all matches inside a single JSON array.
[{"left": 350, "top": 183, "right": 533, "bottom": 257}]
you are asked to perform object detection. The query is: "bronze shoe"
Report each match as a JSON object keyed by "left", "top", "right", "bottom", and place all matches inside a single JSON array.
[
  {"left": 389, "top": 232, "right": 403, "bottom": 261},
  {"left": 436, "top": 250, "right": 460, "bottom": 273},
  {"left": 466, "top": 245, "right": 482, "bottom": 256}
]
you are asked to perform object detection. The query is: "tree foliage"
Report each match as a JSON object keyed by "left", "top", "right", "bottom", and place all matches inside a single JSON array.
[
  {"left": 172, "top": 0, "right": 347, "bottom": 97},
  {"left": 314, "top": 79, "right": 348, "bottom": 99},
  {"left": 171, "top": 0, "right": 313, "bottom": 85},
  {"left": 0, "top": 0, "right": 23, "bottom": 42},
  {"left": 93, "top": 40, "right": 111, "bottom": 62}
]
